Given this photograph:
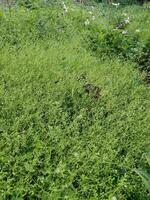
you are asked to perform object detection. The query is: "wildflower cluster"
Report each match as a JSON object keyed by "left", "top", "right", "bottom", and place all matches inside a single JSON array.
[
  {"left": 113, "top": 13, "right": 131, "bottom": 35},
  {"left": 84, "top": 9, "right": 96, "bottom": 26},
  {"left": 88, "top": 10, "right": 95, "bottom": 21}
]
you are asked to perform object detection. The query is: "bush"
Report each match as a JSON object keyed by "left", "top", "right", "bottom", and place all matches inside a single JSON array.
[
  {"left": 86, "top": 23, "right": 140, "bottom": 60},
  {"left": 137, "top": 40, "right": 150, "bottom": 72}
]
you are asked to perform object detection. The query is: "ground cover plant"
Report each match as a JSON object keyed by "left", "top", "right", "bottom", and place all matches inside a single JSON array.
[{"left": 0, "top": 0, "right": 150, "bottom": 199}]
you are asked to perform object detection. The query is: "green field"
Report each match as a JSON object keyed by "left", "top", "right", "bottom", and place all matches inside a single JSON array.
[{"left": 0, "top": 1, "right": 150, "bottom": 199}]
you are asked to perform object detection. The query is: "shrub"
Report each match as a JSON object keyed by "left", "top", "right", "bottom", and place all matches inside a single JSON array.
[{"left": 137, "top": 40, "right": 150, "bottom": 72}]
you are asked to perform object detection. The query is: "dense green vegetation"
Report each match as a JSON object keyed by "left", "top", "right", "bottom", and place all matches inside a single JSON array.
[
  {"left": 134, "top": 152, "right": 150, "bottom": 194},
  {"left": 0, "top": 1, "right": 150, "bottom": 199}
]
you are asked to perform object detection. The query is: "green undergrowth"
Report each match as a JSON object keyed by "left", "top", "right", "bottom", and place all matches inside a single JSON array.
[{"left": 0, "top": 1, "right": 150, "bottom": 199}]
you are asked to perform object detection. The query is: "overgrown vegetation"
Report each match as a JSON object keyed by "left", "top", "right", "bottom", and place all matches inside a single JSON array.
[{"left": 0, "top": 0, "right": 150, "bottom": 199}]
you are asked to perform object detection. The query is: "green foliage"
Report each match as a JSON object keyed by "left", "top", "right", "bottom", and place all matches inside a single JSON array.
[
  {"left": 0, "top": 1, "right": 150, "bottom": 199},
  {"left": 86, "top": 25, "right": 139, "bottom": 59},
  {"left": 93, "top": 0, "right": 146, "bottom": 5},
  {"left": 16, "top": 0, "right": 43, "bottom": 8},
  {"left": 137, "top": 40, "right": 150, "bottom": 72},
  {"left": 134, "top": 153, "right": 150, "bottom": 193}
]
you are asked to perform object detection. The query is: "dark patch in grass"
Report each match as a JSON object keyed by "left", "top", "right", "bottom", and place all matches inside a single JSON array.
[
  {"left": 83, "top": 83, "right": 101, "bottom": 100},
  {"left": 143, "top": 73, "right": 150, "bottom": 84}
]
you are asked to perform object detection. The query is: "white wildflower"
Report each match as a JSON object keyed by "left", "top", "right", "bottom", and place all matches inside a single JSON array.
[
  {"left": 124, "top": 17, "right": 130, "bottom": 24},
  {"left": 89, "top": 11, "right": 92, "bottom": 15},
  {"left": 62, "top": 1, "right": 68, "bottom": 13},
  {"left": 122, "top": 30, "right": 128, "bottom": 35},
  {"left": 123, "top": 13, "right": 127, "bottom": 17},
  {"left": 91, "top": 6, "right": 94, "bottom": 11},
  {"left": 84, "top": 19, "right": 90, "bottom": 26},
  {"left": 135, "top": 29, "right": 140, "bottom": 33},
  {"left": 92, "top": 16, "right": 95, "bottom": 20},
  {"left": 112, "top": 197, "right": 117, "bottom": 200},
  {"left": 112, "top": 3, "right": 120, "bottom": 8}
]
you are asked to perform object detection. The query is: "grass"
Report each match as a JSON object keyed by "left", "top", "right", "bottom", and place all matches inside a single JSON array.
[{"left": 0, "top": 1, "right": 150, "bottom": 199}]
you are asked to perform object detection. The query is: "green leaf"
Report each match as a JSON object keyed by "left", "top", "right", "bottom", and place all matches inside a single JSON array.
[{"left": 134, "top": 168, "right": 150, "bottom": 193}]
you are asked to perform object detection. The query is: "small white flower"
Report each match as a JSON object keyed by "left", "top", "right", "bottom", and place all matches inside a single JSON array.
[
  {"left": 84, "top": 19, "right": 90, "bottom": 26},
  {"left": 92, "top": 16, "right": 95, "bottom": 20},
  {"left": 135, "top": 29, "right": 140, "bottom": 33},
  {"left": 112, "top": 3, "right": 120, "bottom": 8},
  {"left": 123, "top": 13, "right": 127, "bottom": 17},
  {"left": 91, "top": 6, "right": 94, "bottom": 11},
  {"left": 124, "top": 17, "right": 130, "bottom": 24},
  {"left": 64, "top": 7, "right": 68, "bottom": 12},
  {"left": 89, "top": 11, "right": 92, "bottom": 15},
  {"left": 112, "top": 197, "right": 117, "bottom": 200},
  {"left": 62, "top": 1, "right": 68, "bottom": 12},
  {"left": 122, "top": 30, "right": 128, "bottom": 35}
]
